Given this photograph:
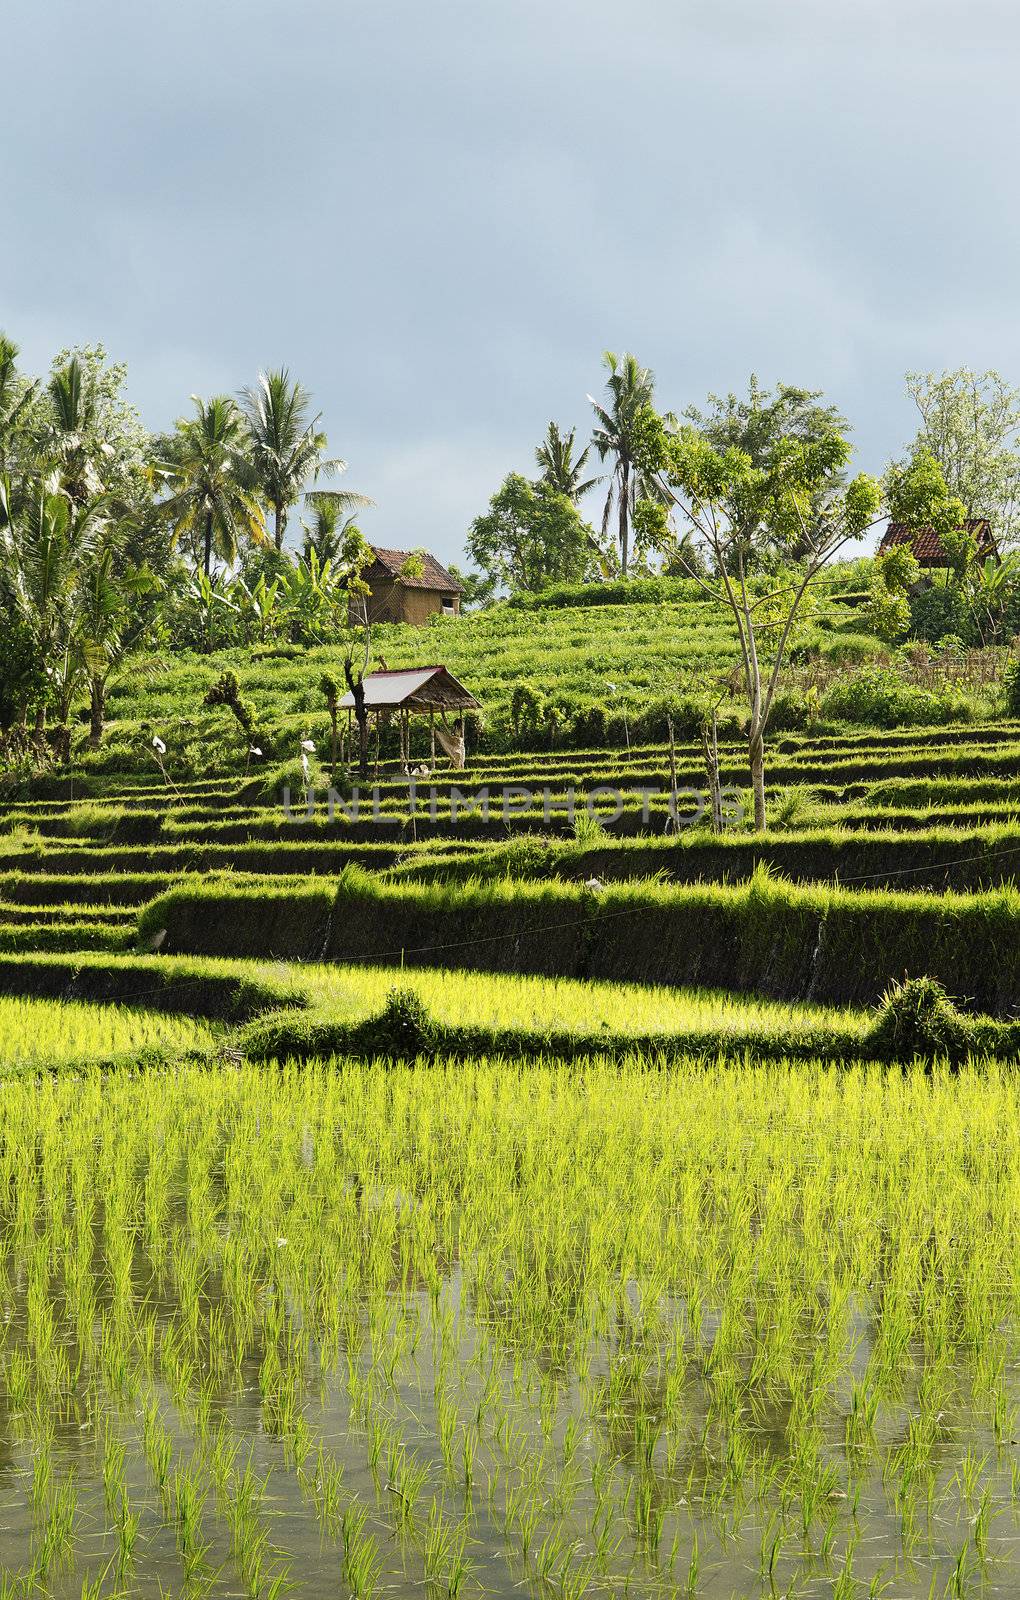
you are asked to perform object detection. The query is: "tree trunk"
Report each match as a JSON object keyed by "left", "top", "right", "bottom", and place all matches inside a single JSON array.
[
  {"left": 203, "top": 511, "right": 213, "bottom": 578},
  {"left": 356, "top": 698, "right": 369, "bottom": 778},
  {"left": 619, "top": 460, "right": 630, "bottom": 576},
  {"left": 274, "top": 502, "right": 284, "bottom": 552},
  {"left": 749, "top": 727, "right": 766, "bottom": 831},
  {"left": 329, "top": 710, "right": 338, "bottom": 782},
  {"left": 343, "top": 659, "right": 370, "bottom": 779},
  {"left": 89, "top": 679, "right": 105, "bottom": 747}
]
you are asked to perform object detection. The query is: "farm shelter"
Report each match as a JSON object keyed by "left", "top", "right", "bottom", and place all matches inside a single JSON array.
[
  {"left": 878, "top": 517, "right": 1000, "bottom": 571},
  {"left": 337, "top": 665, "right": 480, "bottom": 771},
  {"left": 359, "top": 546, "right": 464, "bottom": 625}
]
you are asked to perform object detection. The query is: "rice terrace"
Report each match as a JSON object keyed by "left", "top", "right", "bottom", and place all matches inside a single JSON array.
[{"left": 16, "top": 1, "right": 1020, "bottom": 1596}]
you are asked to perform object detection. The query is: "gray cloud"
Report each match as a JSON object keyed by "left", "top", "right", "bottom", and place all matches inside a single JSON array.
[{"left": 3, "top": 0, "right": 1018, "bottom": 561}]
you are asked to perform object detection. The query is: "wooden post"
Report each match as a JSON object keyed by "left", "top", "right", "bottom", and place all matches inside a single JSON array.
[
  {"left": 373, "top": 712, "right": 380, "bottom": 780},
  {"left": 430, "top": 712, "right": 436, "bottom": 772},
  {"left": 702, "top": 710, "right": 723, "bottom": 833}
]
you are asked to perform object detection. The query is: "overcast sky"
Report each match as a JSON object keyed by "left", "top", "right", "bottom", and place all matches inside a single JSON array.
[{"left": 3, "top": 0, "right": 1019, "bottom": 565}]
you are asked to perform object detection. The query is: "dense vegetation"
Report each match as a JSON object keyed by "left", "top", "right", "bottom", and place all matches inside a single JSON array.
[{"left": 5, "top": 342, "right": 1020, "bottom": 1595}]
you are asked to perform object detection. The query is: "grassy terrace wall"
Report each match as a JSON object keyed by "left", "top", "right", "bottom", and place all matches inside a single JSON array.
[
  {"left": 139, "top": 872, "right": 1020, "bottom": 1013},
  {"left": 0, "top": 952, "right": 303, "bottom": 1019}
]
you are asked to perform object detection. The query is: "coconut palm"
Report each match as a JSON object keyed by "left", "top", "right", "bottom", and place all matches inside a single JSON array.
[
  {"left": 589, "top": 351, "right": 660, "bottom": 575},
  {"left": 535, "top": 423, "right": 602, "bottom": 502},
  {"left": 241, "top": 368, "right": 368, "bottom": 551},
  {"left": 300, "top": 491, "right": 373, "bottom": 566},
  {"left": 0, "top": 334, "right": 39, "bottom": 477},
  {"left": 0, "top": 473, "right": 109, "bottom": 740},
  {"left": 44, "top": 356, "right": 112, "bottom": 506},
  {"left": 156, "top": 396, "right": 264, "bottom": 576}
]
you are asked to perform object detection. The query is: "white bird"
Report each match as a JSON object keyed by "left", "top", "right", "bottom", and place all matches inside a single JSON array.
[
  {"left": 584, "top": 877, "right": 606, "bottom": 892},
  {"left": 152, "top": 735, "right": 167, "bottom": 755},
  {"left": 300, "top": 738, "right": 316, "bottom": 753},
  {"left": 249, "top": 746, "right": 262, "bottom": 757}
]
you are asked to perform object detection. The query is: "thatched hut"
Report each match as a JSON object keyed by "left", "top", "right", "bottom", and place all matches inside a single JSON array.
[{"left": 337, "top": 666, "right": 480, "bottom": 770}]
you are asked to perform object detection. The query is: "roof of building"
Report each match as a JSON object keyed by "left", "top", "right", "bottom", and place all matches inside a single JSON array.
[
  {"left": 369, "top": 546, "right": 464, "bottom": 593},
  {"left": 879, "top": 517, "right": 998, "bottom": 567},
  {"left": 337, "top": 665, "right": 480, "bottom": 713}
]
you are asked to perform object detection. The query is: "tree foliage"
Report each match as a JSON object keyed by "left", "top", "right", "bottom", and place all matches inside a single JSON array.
[
  {"left": 904, "top": 368, "right": 1020, "bottom": 544},
  {"left": 634, "top": 392, "right": 882, "bottom": 827},
  {"left": 468, "top": 473, "right": 602, "bottom": 593}
]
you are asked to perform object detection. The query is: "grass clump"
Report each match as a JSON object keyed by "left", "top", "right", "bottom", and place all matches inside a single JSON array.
[{"left": 869, "top": 975, "right": 979, "bottom": 1065}]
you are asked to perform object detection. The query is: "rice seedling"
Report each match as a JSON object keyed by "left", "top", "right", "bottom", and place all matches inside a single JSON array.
[
  {"left": 0, "top": 994, "right": 214, "bottom": 1068},
  {"left": 0, "top": 1056, "right": 1009, "bottom": 1596}
]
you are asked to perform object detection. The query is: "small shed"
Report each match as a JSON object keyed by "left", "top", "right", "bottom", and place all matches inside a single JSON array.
[
  {"left": 337, "top": 666, "right": 480, "bottom": 770},
  {"left": 361, "top": 547, "right": 464, "bottom": 626},
  {"left": 878, "top": 517, "right": 999, "bottom": 570}
]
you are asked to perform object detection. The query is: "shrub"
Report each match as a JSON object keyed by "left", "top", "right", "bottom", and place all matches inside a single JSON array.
[
  {"left": 767, "top": 691, "right": 811, "bottom": 733},
  {"left": 909, "top": 583, "right": 976, "bottom": 646},
  {"left": 821, "top": 668, "right": 972, "bottom": 728},
  {"left": 1003, "top": 651, "right": 1020, "bottom": 719},
  {"left": 351, "top": 987, "right": 438, "bottom": 1057},
  {"left": 570, "top": 704, "right": 609, "bottom": 747},
  {"left": 868, "top": 976, "right": 976, "bottom": 1065},
  {"left": 204, "top": 670, "right": 258, "bottom": 741},
  {"left": 862, "top": 584, "right": 910, "bottom": 644},
  {"left": 509, "top": 683, "right": 547, "bottom": 743},
  {"left": 814, "top": 632, "right": 886, "bottom": 666}
]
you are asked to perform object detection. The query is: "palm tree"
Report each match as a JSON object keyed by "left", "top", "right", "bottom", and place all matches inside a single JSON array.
[
  {"left": 535, "top": 423, "right": 601, "bottom": 501},
  {"left": 589, "top": 351, "right": 660, "bottom": 576},
  {"left": 300, "top": 490, "right": 374, "bottom": 566},
  {"left": 241, "top": 369, "right": 365, "bottom": 551},
  {"left": 45, "top": 356, "right": 109, "bottom": 506},
  {"left": 156, "top": 397, "right": 264, "bottom": 577},
  {"left": 0, "top": 334, "right": 39, "bottom": 477},
  {"left": 0, "top": 474, "right": 108, "bottom": 742}
]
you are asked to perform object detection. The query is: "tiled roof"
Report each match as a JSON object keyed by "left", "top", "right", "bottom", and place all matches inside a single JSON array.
[
  {"left": 369, "top": 546, "right": 463, "bottom": 592},
  {"left": 879, "top": 518, "right": 997, "bottom": 567}
]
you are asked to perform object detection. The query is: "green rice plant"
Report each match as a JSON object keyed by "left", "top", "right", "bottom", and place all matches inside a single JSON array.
[{"left": 340, "top": 1505, "right": 381, "bottom": 1600}]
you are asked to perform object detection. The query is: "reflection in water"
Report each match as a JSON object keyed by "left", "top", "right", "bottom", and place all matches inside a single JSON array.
[{"left": 0, "top": 1059, "right": 1013, "bottom": 1598}]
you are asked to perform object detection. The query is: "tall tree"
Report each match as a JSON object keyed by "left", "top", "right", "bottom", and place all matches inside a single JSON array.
[
  {"left": 45, "top": 357, "right": 107, "bottom": 506},
  {"left": 42, "top": 346, "right": 150, "bottom": 510},
  {"left": 0, "top": 475, "right": 109, "bottom": 742},
  {"left": 300, "top": 490, "right": 374, "bottom": 567},
  {"left": 535, "top": 423, "right": 601, "bottom": 501},
  {"left": 241, "top": 369, "right": 353, "bottom": 551},
  {"left": 0, "top": 334, "right": 39, "bottom": 478},
  {"left": 903, "top": 369, "right": 1020, "bottom": 545},
  {"left": 468, "top": 473, "right": 601, "bottom": 593},
  {"left": 156, "top": 397, "right": 264, "bottom": 577},
  {"left": 635, "top": 396, "right": 883, "bottom": 829},
  {"left": 589, "top": 352, "right": 662, "bottom": 575}
]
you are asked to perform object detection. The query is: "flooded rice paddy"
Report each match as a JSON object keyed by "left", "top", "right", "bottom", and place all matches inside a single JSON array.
[{"left": 0, "top": 1058, "right": 1015, "bottom": 1598}]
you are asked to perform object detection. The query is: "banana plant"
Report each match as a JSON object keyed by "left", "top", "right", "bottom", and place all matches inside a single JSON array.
[
  {"left": 0, "top": 472, "right": 109, "bottom": 741},
  {"left": 78, "top": 553, "right": 156, "bottom": 745},
  {"left": 234, "top": 573, "right": 283, "bottom": 645},
  {"left": 186, "top": 570, "right": 241, "bottom": 654},
  {"left": 278, "top": 548, "right": 345, "bottom": 643},
  {"left": 968, "top": 554, "right": 1018, "bottom": 646}
]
